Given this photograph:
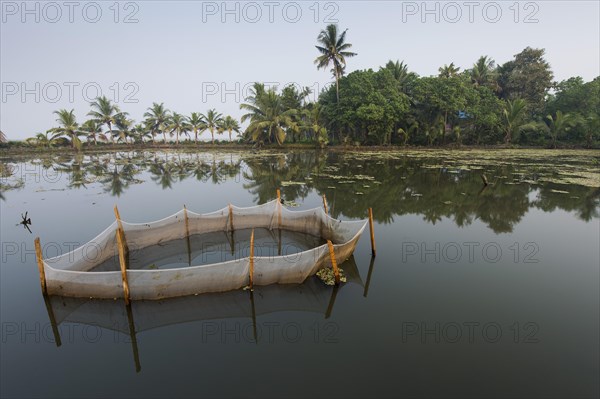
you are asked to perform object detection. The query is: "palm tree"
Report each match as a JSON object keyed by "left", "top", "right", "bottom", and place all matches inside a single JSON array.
[
  {"left": 438, "top": 63, "right": 460, "bottom": 78},
  {"left": 502, "top": 99, "right": 528, "bottom": 144},
  {"left": 27, "top": 131, "right": 57, "bottom": 148},
  {"left": 381, "top": 60, "right": 415, "bottom": 91},
  {"left": 470, "top": 56, "right": 499, "bottom": 91},
  {"left": 584, "top": 114, "right": 600, "bottom": 148},
  {"left": 49, "top": 109, "right": 83, "bottom": 149},
  {"left": 168, "top": 112, "right": 188, "bottom": 145},
  {"left": 314, "top": 24, "right": 357, "bottom": 102},
  {"left": 87, "top": 96, "right": 126, "bottom": 144},
  {"left": 80, "top": 120, "right": 104, "bottom": 145},
  {"left": 240, "top": 87, "right": 297, "bottom": 146},
  {"left": 187, "top": 112, "right": 205, "bottom": 144},
  {"left": 201, "top": 109, "right": 223, "bottom": 144},
  {"left": 131, "top": 124, "right": 150, "bottom": 144},
  {"left": 544, "top": 111, "right": 580, "bottom": 148},
  {"left": 0, "top": 131, "right": 6, "bottom": 144},
  {"left": 114, "top": 116, "right": 133, "bottom": 144},
  {"left": 300, "top": 103, "right": 327, "bottom": 143},
  {"left": 218, "top": 116, "right": 241, "bottom": 142},
  {"left": 144, "top": 103, "right": 170, "bottom": 143}
]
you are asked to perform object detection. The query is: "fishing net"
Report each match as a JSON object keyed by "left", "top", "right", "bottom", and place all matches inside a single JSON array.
[{"left": 42, "top": 200, "right": 368, "bottom": 300}]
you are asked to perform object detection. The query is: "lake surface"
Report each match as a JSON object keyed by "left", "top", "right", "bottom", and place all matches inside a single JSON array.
[{"left": 1, "top": 149, "right": 599, "bottom": 398}]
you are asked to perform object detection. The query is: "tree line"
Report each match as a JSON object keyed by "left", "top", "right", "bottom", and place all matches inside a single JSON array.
[{"left": 14, "top": 24, "right": 600, "bottom": 149}]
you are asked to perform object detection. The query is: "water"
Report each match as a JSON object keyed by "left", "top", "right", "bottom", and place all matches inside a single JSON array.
[{"left": 1, "top": 149, "right": 599, "bottom": 398}]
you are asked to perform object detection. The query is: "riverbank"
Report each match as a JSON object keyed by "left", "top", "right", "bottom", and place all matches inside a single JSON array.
[{"left": 1, "top": 142, "right": 599, "bottom": 156}]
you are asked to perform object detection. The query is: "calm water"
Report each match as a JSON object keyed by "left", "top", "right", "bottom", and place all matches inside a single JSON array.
[{"left": 1, "top": 149, "right": 599, "bottom": 398}]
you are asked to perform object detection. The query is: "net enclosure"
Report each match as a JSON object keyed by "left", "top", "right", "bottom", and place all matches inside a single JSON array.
[{"left": 37, "top": 199, "right": 369, "bottom": 300}]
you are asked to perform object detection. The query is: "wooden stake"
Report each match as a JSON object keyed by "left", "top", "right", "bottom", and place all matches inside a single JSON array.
[
  {"left": 116, "top": 227, "right": 130, "bottom": 305},
  {"left": 183, "top": 205, "right": 190, "bottom": 237},
  {"left": 114, "top": 205, "right": 124, "bottom": 232},
  {"left": 34, "top": 237, "right": 47, "bottom": 295},
  {"left": 249, "top": 228, "right": 255, "bottom": 289},
  {"left": 228, "top": 204, "right": 234, "bottom": 232},
  {"left": 276, "top": 189, "right": 282, "bottom": 228},
  {"left": 322, "top": 195, "right": 328, "bottom": 215},
  {"left": 326, "top": 240, "right": 340, "bottom": 285},
  {"left": 184, "top": 205, "right": 192, "bottom": 265},
  {"left": 114, "top": 205, "right": 128, "bottom": 252},
  {"left": 368, "top": 207, "right": 377, "bottom": 257}
]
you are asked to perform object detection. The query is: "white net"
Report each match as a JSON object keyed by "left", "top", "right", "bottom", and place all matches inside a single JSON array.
[{"left": 43, "top": 200, "right": 368, "bottom": 300}]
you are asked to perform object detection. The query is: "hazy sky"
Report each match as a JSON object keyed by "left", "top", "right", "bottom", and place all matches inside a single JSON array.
[{"left": 1, "top": 0, "right": 599, "bottom": 141}]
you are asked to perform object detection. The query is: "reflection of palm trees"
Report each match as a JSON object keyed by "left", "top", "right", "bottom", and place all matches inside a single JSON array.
[
  {"left": 242, "top": 152, "right": 321, "bottom": 203},
  {"left": 99, "top": 164, "right": 139, "bottom": 197},
  {"left": 149, "top": 162, "right": 177, "bottom": 189},
  {"left": 12, "top": 151, "right": 597, "bottom": 232},
  {"left": 54, "top": 153, "right": 89, "bottom": 189}
]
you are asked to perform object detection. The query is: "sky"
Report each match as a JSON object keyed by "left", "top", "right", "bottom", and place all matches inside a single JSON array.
[{"left": 1, "top": 0, "right": 599, "bottom": 141}]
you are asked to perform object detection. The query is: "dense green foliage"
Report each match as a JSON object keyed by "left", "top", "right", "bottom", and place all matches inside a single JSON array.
[{"left": 14, "top": 25, "right": 599, "bottom": 150}]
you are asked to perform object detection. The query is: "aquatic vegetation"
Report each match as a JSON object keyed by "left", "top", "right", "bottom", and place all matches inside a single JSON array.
[{"left": 316, "top": 267, "right": 347, "bottom": 285}]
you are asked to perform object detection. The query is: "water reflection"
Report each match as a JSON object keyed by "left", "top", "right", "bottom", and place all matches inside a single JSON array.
[
  {"left": 42, "top": 258, "right": 365, "bottom": 373},
  {"left": 1, "top": 150, "right": 598, "bottom": 233}
]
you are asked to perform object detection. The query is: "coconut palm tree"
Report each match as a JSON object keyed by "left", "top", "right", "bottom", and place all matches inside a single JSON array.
[
  {"left": 80, "top": 120, "right": 105, "bottom": 145},
  {"left": 201, "top": 109, "right": 223, "bottom": 144},
  {"left": 87, "top": 96, "right": 126, "bottom": 144},
  {"left": 300, "top": 103, "right": 327, "bottom": 143},
  {"left": 381, "top": 60, "right": 416, "bottom": 92},
  {"left": 218, "top": 116, "right": 241, "bottom": 142},
  {"left": 502, "top": 99, "right": 528, "bottom": 144},
  {"left": 240, "top": 87, "right": 298, "bottom": 146},
  {"left": 49, "top": 109, "right": 83, "bottom": 149},
  {"left": 27, "top": 131, "right": 57, "bottom": 148},
  {"left": 314, "top": 24, "right": 357, "bottom": 102},
  {"left": 584, "top": 113, "right": 600, "bottom": 148},
  {"left": 144, "top": 103, "right": 170, "bottom": 143},
  {"left": 131, "top": 124, "right": 150, "bottom": 144},
  {"left": 438, "top": 63, "right": 461, "bottom": 78},
  {"left": 168, "top": 112, "right": 188, "bottom": 145},
  {"left": 544, "top": 111, "right": 580, "bottom": 148},
  {"left": 187, "top": 112, "right": 205, "bottom": 144},
  {"left": 114, "top": 116, "right": 134, "bottom": 144},
  {"left": 470, "top": 56, "right": 499, "bottom": 91}
]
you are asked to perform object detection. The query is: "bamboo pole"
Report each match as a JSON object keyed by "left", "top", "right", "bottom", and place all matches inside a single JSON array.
[
  {"left": 114, "top": 205, "right": 131, "bottom": 303},
  {"left": 184, "top": 205, "right": 192, "bottom": 265},
  {"left": 368, "top": 207, "right": 376, "bottom": 257},
  {"left": 116, "top": 227, "right": 131, "bottom": 305},
  {"left": 228, "top": 203, "right": 234, "bottom": 232},
  {"left": 34, "top": 237, "right": 47, "bottom": 295},
  {"left": 114, "top": 205, "right": 124, "bottom": 231},
  {"left": 183, "top": 205, "right": 190, "bottom": 237},
  {"left": 326, "top": 240, "right": 340, "bottom": 285},
  {"left": 249, "top": 228, "right": 255, "bottom": 289},
  {"left": 114, "top": 205, "right": 128, "bottom": 252},
  {"left": 322, "top": 195, "right": 328, "bottom": 215},
  {"left": 276, "top": 188, "right": 282, "bottom": 225}
]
